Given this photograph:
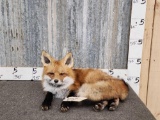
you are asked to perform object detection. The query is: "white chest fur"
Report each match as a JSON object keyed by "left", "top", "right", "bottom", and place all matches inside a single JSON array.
[
  {"left": 43, "top": 80, "right": 69, "bottom": 98},
  {"left": 42, "top": 75, "right": 74, "bottom": 99}
]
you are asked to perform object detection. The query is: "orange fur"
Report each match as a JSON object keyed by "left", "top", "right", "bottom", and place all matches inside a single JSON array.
[
  {"left": 70, "top": 69, "right": 129, "bottom": 101},
  {"left": 41, "top": 51, "right": 129, "bottom": 102}
]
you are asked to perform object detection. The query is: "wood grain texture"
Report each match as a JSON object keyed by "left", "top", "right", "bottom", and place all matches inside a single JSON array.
[
  {"left": 48, "top": 0, "right": 132, "bottom": 68},
  {"left": 147, "top": 0, "right": 160, "bottom": 119},
  {"left": 139, "top": 0, "right": 156, "bottom": 104},
  {"left": 0, "top": 0, "right": 132, "bottom": 68},
  {"left": 0, "top": 0, "right": 48, "bottom": 67}
]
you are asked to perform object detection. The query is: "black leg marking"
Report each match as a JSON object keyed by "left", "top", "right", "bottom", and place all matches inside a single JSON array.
[
  {"left": 60, "top": 101, "right": 72, "bottom": 112},
  {"left": 93, "top": 100, "right": 108, "bottom": 112},
  {"left": 60, "top": 91, "right": 76, "bottom": 112},
  {"left": 41, "top": 92, "right": 53, "bottom": 111},
  {"left": 67, "top": 91, "right": 76, "bottom": 97}
]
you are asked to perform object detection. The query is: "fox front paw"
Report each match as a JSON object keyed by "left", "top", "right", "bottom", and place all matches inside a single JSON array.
[
  {"left": 60, "top": 106, "right": 70, "bottom": 112},
  {"left": 41, "top": 105, "right": 50, "bottom": 111},
  {"left": 60, "top": 102, "right": 70, "bottom": 112},
  {"left": 41, "top": 103, "right": 51, "bottom": 111}
]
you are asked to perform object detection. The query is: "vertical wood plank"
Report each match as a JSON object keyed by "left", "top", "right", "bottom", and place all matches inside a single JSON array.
[
  {"left": 0, "top": 0, "right": 6, "bottom": 66},
  {"left": 147, "top": 0, "right": 160, "bottom": 119},
  {"left": 48, "top": 0, "right": 132, "bottom": 68},
  {"left": 139, "top": 0, "right": 156, "bottom": 104},
  {"left": 0, "top": 0, "right": 48, "bottom": 67},
  {"left": 25, "top": 0, "right": 48, "bottom": 66}
]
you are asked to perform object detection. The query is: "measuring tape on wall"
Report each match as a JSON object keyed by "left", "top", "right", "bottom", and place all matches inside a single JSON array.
[
  {"left": 127, "top": 0, "right": 147, "bottom": 94},
  {"left": 0, "top": 67, "right": 43, "bottom": 81},
  {"left": 0, "top": 67, "right": 127, "bottom": 81}
]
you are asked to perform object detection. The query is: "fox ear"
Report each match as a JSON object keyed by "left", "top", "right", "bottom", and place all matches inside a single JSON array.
[
  {"left": 62, "top": 53, "right": 74, "bottom": 68},
  {"left": 41, "top": 51, "right": 52, "bottom": 66}
]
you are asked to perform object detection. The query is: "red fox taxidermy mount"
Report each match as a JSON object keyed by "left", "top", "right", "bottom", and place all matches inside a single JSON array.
[{"left": 41, "top": 51, "right": 129, "bottom": 112}]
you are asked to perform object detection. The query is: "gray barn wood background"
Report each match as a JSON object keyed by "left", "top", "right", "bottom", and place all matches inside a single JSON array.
[{"left": 0, "top": 0, "right": 132, "bottom": 68}]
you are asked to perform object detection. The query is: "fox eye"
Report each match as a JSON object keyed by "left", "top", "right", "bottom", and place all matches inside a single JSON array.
[
  {"left": 59, "top": 73, "right": 66, "bottom": 76},
  {"left": 48, "top": 72, "right": 54, "bottom": 76}
]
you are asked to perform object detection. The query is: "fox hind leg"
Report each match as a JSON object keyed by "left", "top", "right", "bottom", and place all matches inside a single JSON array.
[
  {"left": 108, "top": 98, "right": 119, "bottom": 111},
  {"left": 93, "top": 100, "right": 108, "bottom": 112}
]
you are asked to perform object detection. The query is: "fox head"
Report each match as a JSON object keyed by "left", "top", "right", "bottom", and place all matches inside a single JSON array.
[{"left": 41, "top": 51, "right": 75, "bottom": 89}]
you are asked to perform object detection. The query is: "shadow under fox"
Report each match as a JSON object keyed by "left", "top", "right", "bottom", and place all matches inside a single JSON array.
[{"left": 41, "top": 51, "right": 129, "bottom": 112}]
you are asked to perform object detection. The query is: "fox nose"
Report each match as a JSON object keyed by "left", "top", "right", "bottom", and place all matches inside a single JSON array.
[{"left": 54, "top": 79, "right": 59, "bottom": 83}]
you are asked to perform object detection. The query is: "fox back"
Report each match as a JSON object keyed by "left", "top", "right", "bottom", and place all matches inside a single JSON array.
[{"left": 68, "top": 69, "right": 129, "bottom": 101}]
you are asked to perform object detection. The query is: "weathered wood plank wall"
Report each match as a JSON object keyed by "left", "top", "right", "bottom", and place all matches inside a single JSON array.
[
  {"left": 0, "top": 0, "right": 132, "bottom": 68},
  {"left": 0, "top": 0, "right": 48, "bottom": 67}
]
